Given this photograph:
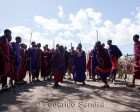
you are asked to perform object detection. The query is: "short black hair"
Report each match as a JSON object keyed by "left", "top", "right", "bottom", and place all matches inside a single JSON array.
[
  {"left": 59, "top": 45, "right": 64, "bottom": 50},
  {"left": 95, "top": 41, "right": 101, "bottom": 48},
  {"left": 78, "top": 43, "right": 82, "bottom": 47},
  {"left": 96, "top": 41, "right": 101, "bottom": 45},
  {"left": 4, "top": 29, "right": 11, "bottom": 34},
  {"left": 133, "top": 34, "right": 139, "bottom": 39},
  {"left": 56, "top": 44, "right": 59, "bottom": 47},
  {"left": 37, "top": 43, "right": 41, "bottom": 47},
  {"left": 15, "top": 36, "right": 21, "bottom": 40},
  {"left": 31, "top": 41, "right": 36, "bottom": 45},
  {"left": 107, "top": 39, "right": 112, "bottom": 43}
]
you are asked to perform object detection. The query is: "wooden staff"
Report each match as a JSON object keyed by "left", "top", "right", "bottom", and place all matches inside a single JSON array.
[
  {"left": 49, "top": 62, "right": 66, "bottom": 76},
  {"left": 96, "top": 30, "right": 98, "bottom": 41},
  {"left": 29, "top": 33, "right": 32, "bottom": 82},
  {"left": 53, "top": 39, "right": 55, "bottom": 50},
  {"left": 71, "top": 43, "right": 72, "bottom": 50}
]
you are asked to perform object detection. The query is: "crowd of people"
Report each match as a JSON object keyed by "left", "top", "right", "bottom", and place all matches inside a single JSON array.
[{"left": 0, "top": 29, "right": 140, "bottom": 93}]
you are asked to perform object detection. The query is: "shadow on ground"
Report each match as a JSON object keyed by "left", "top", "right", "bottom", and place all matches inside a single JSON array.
[{"left": 0, "top": 78, "right": 140, "bottom": 112}]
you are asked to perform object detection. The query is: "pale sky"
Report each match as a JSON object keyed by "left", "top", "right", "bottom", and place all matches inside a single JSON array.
[{"left": 0, "top": 0, "right": 140, "bottom": 55}]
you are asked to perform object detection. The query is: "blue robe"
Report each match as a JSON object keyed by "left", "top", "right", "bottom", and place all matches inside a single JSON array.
[
  {"left": 73, "top": 51, "right": 86, "bottom": 82},
  {"left": 108, "top": 45, "right": 122, "bottom": 58},
  {"left": 91, "top": 49, "right": 97, "bottom": 76},
  {"left": 29, "top": 48, "right": 40, "bottom": 73},
  {"left": 12, "top": 42, "right": 22, "bottom": 80}
]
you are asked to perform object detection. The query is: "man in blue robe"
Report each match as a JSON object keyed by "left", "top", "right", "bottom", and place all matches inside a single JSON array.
[
  {"left": 73, "top": 43, "right": 86, "bottom": 85},
  {"left": 91, "top": 46, "right": 97, "bottom": 81},
  {"left": 11, "top": 36, "right": 22, "bottom": 84},
  {"left": 29, "top": 42, "right": 40, "bottom": 82}
]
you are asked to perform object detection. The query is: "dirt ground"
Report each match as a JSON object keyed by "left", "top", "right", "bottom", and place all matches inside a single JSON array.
[{"left": 0, "top": 74, "right": 140, "bottom": 112}]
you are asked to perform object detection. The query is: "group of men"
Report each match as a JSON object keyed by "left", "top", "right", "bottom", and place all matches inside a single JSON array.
[
  {"left": 0, "top": 29, "right": 27, "bottom": 92},
  {"left": 0, "top": 29, "right": 85, "bottom": 91},
  {"left": 0, "top": 29, "right": 140, "bottom": 93},
  {"left": 87, "top": 34, "right": 140, "bottom": 88},
  {"left": 86, "top": 40, "right": 123, "bottom": 88}
]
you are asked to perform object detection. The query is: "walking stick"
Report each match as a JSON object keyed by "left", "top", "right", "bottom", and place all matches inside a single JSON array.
[
  {"left": 96, "top": 30, "right": 98, "bottom": 41},
  {"left": 29, "top": 33, "right": 32, "bottom": 82},
  {"left": 48, "top": 39, "right": 55, "bottom": 80},
  {"left": 90, "top": 51, "right": 93, "bottom": 80}
]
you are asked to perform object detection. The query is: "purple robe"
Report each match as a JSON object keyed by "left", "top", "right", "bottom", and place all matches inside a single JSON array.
[
  {"left": 11, "top": 42, "right": 22, "bottom": 80},
  {"left": 108, "top": 45, "right": 122, "bottom": 58},
  {"left": 73, "top": 50, "right": 86, "bottom": 82},
  {"left": 91, "top": 49, "right": 97, "bottom": 76},
  {"left": 29, "top": 48, "right": 40, "bottom": 73}
]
